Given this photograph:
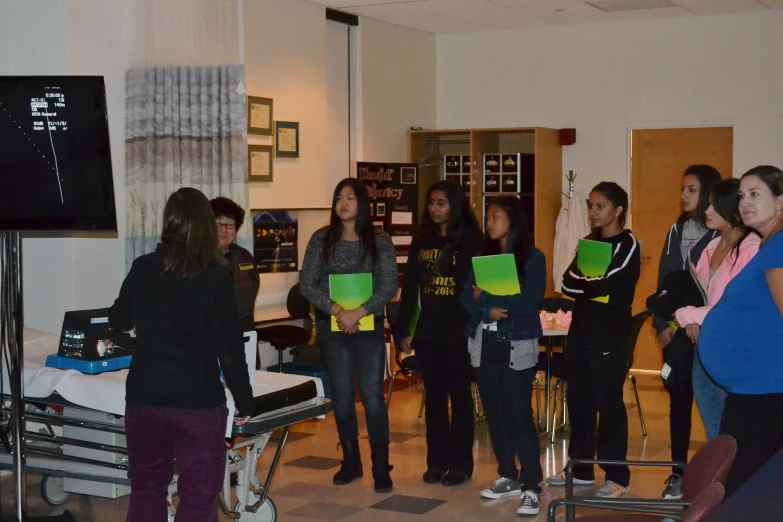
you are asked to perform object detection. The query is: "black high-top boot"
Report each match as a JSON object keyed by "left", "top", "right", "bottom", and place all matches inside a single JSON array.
[
  {"left": 370, "top": 443, "right": 394, "bottom": 493},
  {"left": 333, "top": 439, "right": 363, "bottom": 485}
]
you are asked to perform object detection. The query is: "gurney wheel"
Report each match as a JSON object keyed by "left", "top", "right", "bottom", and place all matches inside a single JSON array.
[
  {"left": 238, "top": 497, "right": 277, "bottom": 521},
  {"left": 41, "top": 476, "right": 70, "bottom": 506}
]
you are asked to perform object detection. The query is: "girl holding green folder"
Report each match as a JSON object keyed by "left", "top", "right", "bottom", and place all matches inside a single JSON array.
[
  {"left": 460, "top": 195, "right": 546, "bottom": 516},
  {"left": 552, "top": 182, "right": 641, "bottom": 498},
  {"left": 395, "top": 180, "right": 483, "bottom": 487},
  {"left": 299, "top": 178, "right": 398, "bottom": 492}
]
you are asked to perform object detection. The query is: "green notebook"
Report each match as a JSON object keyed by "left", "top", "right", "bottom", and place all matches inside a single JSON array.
[
  {"left": 409, "top": 303, "right": 421, "bottom": 340},
  {"left": 577, "top": 239, "right": 612, "bottom": 304},
  {"left": 330, "top": 273, "right": 375, "bottom": 332},
  {"left": 472, "top": 254, "right": 521, "bottom": 296}
]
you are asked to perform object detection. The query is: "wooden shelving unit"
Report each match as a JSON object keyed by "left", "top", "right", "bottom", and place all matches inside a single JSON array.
[{"left": 408, "top": 127, "right": 563, "bottom": 296}]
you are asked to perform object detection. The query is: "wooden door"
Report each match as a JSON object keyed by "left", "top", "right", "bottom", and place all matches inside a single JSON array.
[{"left": 630, "top": 127, "right": 733, "bottom": 371}]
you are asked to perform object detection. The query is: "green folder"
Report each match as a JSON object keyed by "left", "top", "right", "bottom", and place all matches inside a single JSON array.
[
  {"left": 577, "top": 239, "right": 612, "bottom": 304},
  {"left": 472, "top": 254, "right": 521, "bottom": 296},
  {"left": 409, "top": 303, "right": 421, "bottom": 340},
  {"left": 329, "top": 273, "right": 374, "bottom": 332}
]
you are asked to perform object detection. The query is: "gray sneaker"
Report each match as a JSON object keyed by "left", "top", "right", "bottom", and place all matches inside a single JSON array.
[
  {"left": 545, "top": 471, "right": 595, "bottom": 486},
  {"left": 596, "top": 480, "right": 629, "bottom": 498},
  {"left": 480, "top": 477, "right": 521, "bottom": 499},
  {"left": 662, "top": 473, "right": 683, "bottom": 500},
  {"left": 517, "top": 490, "right": 541, "bottom": 516}
]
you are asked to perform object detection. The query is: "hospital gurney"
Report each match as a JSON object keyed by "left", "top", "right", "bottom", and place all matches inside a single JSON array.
[{"left": 0, "top": 329, "right": 332, "bottom": 521}]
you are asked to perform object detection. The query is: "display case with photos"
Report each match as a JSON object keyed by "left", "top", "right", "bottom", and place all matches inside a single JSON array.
[{"left": 444, "top": 155, "right": 461, "bottom": 174}]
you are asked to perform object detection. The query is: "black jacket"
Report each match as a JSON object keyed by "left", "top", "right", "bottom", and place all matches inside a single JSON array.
[
  {"left": 652, "top": 221, "right": 717, "bottom": 335},
  {"left": 225, "top": 243, "right": 260, "bottom": 332},
  {"left": 396, "top": 228, "right": 483, "bottom": 345},
  {"left": 109, "top": 244, "right": 255, "bottom": 417},
  {"left": 562, "top": 230, "right": 641, "bottom": 336}
]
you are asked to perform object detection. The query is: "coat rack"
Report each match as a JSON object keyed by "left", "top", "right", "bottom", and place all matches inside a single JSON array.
[{"left": 563, "top": 170, "right": 577, "bottom": 199}]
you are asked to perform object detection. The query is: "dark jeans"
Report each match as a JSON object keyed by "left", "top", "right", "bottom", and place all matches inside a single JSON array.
[
  {"left": 668, "top": 343, "right": 695, "bottom": 472},
  {"left": 125, "top": 403, "right": 228, "bottom": 522},
  {"left": 318, "top": 319, "right": 389, "bottom": 445},
  {"left": 720, "top": 392, "right": 783, "bottom": 498},
  {"left": 475, "top": 331, "right": 542, "bottom": 492},
  {"left": 566, "top": 326, "right": 630, "bottom": 486},
  {"left": 416, "top": 339, "right": 474, "bottom": 474}
]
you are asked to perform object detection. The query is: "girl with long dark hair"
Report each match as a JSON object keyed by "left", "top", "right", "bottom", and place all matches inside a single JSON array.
[
  {"left": 674, "top": 178, "right": 760, "bottom": 444},
  {"left": 549, "top": 182, "right": 641, "bottom": 499},
  {"left": 460, "top": 195, "right": 546, "bottom": 516},
  {"left": 651, "top": 164, "right": 721, "bottom": 500},
  {"left": 109, "top": 187, "right": 254, "bottom": 521},
  {"left": 299, "top": 178, "right": 398, "bottom": 492},
  {"left": 395, "top": 180, "right": 483, "bottom": 486}
]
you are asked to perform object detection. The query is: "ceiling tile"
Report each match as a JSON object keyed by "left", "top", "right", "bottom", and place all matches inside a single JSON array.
[
  {"left": 424, "top": 0, "right": 538, "bottom": 23},
  {"left": 587, "top": 0, "right": 676, "bottom": 12},
  {"left": 490, "top": 0, "right": 584, "bottom": 9},
  {"left": 672, "top": 0, "right": 768, "bottom": 14},
  {"left": 512, "top": 0, "right": 622, "bottom": 23},
  {"left": 346, "top": 2, "right": 477, "bottom": 33},
  {"left": 306, "top": 0, "right": 402, "bottom": 7},
  {"left": 612, "top": 5, "right": 692, "bottom": 17}
]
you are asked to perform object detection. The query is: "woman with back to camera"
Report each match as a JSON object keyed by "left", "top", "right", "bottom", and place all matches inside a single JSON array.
[
  {"left": 651, "top": 165, "right": 721, "bottom": 500},
  {"left": 299, "top": 178, "right": 398, "bottom": 492},
  {"left": 548, "top": 182, "right": 640, "bottom": 499},
  {"left": 395, "top": 180, "right": 483, "bottom": 487},
  {"left": 210, "top": 197, "right": 260, "bottom": 335},
  {"left": 110, "top": 187, "right": 254, "bottom": 522},
  {"left": 698, "top": 165, "right": 783, "bottom": 497},
  {"left": 673, "top": 179, "right": 760, "bottom": 447},
  {"left": 460, "top": 195, "right": 546, "bottom": 516}
]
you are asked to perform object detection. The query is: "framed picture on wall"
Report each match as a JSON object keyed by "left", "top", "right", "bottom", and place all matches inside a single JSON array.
[
  {"left": 247, "top": 96, "right": 273, "bottom": 135},
  {"left": 275, "top": 121, "right": 300, "bottom": 158},
  {"left": 248, "top": 144, "right": 273, "bottom": 182}
]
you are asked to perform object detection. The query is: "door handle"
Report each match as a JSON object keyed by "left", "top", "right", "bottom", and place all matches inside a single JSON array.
[{"left": 641, "top": 256, "right": 652, "bottom": 261}]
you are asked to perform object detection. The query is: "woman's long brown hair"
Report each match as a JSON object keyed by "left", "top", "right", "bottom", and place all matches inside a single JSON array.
[{"left": 161, "top": 187, "right": 224, "bottom": 278}]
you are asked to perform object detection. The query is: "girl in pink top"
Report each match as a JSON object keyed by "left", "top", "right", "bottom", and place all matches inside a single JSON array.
[{"left": 674, "top": 179, "right": 760, "bottom": 441}]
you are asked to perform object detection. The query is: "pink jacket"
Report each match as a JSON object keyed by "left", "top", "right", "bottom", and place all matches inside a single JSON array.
[{"left": 674, "top": 233, "right": 761, "bottom": 326}]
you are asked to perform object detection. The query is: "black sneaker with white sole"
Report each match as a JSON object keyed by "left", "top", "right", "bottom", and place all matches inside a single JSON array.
[
  {"left": 662, "top": 473, "right": 683, "bottom": 500},
  {"left": 480, "top": 477, "right": 521, "bottom": 499},
  {"left": 517, "top": 490, "right": 541, "bottom": 516}
]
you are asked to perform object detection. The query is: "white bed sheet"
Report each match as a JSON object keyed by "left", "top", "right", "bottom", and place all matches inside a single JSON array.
[{"left": 1, "top": 329, "right": 325, "bottom": 437}]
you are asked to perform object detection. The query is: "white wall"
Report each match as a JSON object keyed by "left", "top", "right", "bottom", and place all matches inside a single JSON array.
[
  {"left": 361, "top": 17, "right": 437, "bottom": 163},
  {"left": 436, "top": 11, "right": 783, "bottom": 197},
  {"left": 0, "top": 0, "right": 127, "bottom": 334},
  {"left": 243, "top": 0, "right": 437, "bottom": 307}
]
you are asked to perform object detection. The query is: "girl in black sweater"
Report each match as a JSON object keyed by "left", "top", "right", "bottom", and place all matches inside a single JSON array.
[
  {"left": 395, "top": 180, "right": 483, "bottom": 486},
  {"left": 548, "top": 182, "right": 641, "bottom": 499},
  {"left": 652, "top": 165, "right": 721, "bottom": 500}
]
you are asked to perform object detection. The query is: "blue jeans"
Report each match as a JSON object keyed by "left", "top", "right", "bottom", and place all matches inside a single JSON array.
[
  {"left": 318, "top": 319, "right": 389, "bottom": 445},
  {"left": 693, "top": 348, "right": 727, "bottom": 441}
]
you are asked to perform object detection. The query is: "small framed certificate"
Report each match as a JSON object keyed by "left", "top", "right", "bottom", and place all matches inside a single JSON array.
[
  {"left": 247, "top": 96, "right": 273, "bottom": 136},
  {"left": 275, "top": 121, "right": 299, "bottom": 158},
  {"left": 248, "top": 144, "right": 273, "bottom": 182}
]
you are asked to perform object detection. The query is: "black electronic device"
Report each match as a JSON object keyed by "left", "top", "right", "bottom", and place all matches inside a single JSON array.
[
  {"left": 0, "top": 76, "right": 116, "bottom": 232},
  {"left": 56, "top": 308, "right": 134, "bottom": 362}
]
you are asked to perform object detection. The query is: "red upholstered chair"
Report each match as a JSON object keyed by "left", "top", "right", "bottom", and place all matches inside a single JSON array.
[
  {"left": 547, "top": 482, "right": 725, "bottom": 522},
  {"left": 548, "top": 435, "right": 736, "bottom": 522}
]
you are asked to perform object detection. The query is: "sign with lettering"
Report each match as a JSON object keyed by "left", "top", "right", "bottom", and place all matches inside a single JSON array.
[{"left": 356, "top": 162, "right": 418, "bottom": 266}]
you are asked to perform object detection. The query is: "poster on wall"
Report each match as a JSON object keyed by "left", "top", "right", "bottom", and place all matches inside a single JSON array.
[
  {"left": 356, "top": 162, "right": 418, "bottom": 267},
  {"left": 252, "top": 210, "right": 298, "bottom": 273}
]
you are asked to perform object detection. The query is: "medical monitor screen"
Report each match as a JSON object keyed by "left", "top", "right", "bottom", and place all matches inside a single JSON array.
[{"left": 0, "top": 76, "right": 117, "bottom": 231}]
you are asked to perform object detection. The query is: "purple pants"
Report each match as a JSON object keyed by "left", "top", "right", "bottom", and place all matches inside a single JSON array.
[{"left": 125, "top": 403, "right": 228, "bottom": 522}]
